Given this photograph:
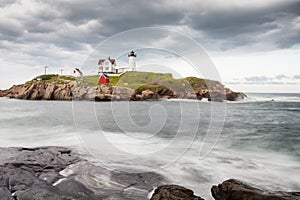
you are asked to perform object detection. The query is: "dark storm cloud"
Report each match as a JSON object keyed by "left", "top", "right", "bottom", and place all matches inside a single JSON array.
[
  {"left": 37, "top": 0, "right": 300, "bottom": 50},
  {"left": 0, "top": 0, "right": 20, "bottom": 7},
  {"left": 0, "top": 0, "right": 300, "bottom": 56},
  {"left": 44, "top": 0, "right": 185, "bottom": 36},
  {"left": 188, "top": 1, "right": 300, "bottom": 49}
]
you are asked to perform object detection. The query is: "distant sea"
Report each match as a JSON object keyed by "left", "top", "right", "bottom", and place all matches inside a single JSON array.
[{"left": 0, "top": 93, "right": 299, "bottom": 199}]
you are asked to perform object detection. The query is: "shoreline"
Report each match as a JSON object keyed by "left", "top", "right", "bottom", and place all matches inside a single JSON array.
[{"left": 0, "top": 80, "right": 246, "bottom": 102}]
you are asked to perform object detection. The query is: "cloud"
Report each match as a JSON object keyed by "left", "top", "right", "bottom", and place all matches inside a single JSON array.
[
  {"left": 226, "top": 74, "right": 300, "bottom": 85},
  {"left": 245, "top": 76, "right": 272, "bottom": 82},
  {"left": 1, "top": 0, "right": 299, "bottom": 53},
  {"left": 275, "top": 74, "right": 289, "bottom": 79},
  {"left": 0, "top": 0, "right": 20, "bottom": 7},
  {"left": 0, "top": 0, "right": 300, "bottom": 90},
  {"left": 293, "top": 75, "right": 300, "bottom": 79}
]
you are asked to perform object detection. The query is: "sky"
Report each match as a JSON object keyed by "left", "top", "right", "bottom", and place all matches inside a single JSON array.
[{"left": 0, "top": 0, "right": 300, "bottom": 92}]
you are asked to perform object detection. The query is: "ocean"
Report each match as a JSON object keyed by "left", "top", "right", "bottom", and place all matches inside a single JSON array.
[{"left": 0, "top": 93, "right": 299, "bottom": 199}]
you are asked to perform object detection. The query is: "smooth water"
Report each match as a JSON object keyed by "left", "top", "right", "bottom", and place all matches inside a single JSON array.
[{"left": 0, "top": 94, "right": 299, "bottom": 199}]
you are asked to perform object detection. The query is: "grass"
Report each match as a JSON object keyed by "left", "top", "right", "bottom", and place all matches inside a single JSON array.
[
  {"left": 26, "top": 74, "right": 75, "bottom": 85},
  {"left": 25, "top": 72, "right": 223, "bottom": 92},
  {"left": 81, "top": 71, "right": 223, "bottom": 91}
]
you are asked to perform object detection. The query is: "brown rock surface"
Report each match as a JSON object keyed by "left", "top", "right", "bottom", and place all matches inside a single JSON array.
[
  {"left": 0, "top": 78, "right": 246, "bottom": 101},
  {"left": 211, "top": 179, "right": 300, "bottom": 200},
  {"left": 150, "top": 185, "right": 204, "bottom": 200}
]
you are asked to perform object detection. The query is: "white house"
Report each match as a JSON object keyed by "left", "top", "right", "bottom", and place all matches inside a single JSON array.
[
  {"left": 98, "top": 57, "right": 116, "bottom": 73},
  {"left": 97, "top": 51, "right": 137, "bottom": 74}
]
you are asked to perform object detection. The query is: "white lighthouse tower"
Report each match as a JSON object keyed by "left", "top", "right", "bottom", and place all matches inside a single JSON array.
[{"left": 128, "top": 50, "right": 137, "bottom": 71}]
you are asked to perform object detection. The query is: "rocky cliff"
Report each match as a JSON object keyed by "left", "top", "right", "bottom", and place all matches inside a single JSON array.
[{"left": 0, "top": 78, "right": 246, "bottom": 102}]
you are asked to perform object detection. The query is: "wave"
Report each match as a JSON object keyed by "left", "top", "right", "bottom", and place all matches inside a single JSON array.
[
  {"left": 229, "top": 93, "right": 300, "bottom": 103},
  {"left": 166, "top": 98, "right": 208, "bottom": 103},
  {"left": 167, "top": 94, "right": 300, "bottom": 103}
]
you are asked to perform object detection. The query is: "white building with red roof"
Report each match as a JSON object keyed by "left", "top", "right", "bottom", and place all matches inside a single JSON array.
[
  {"left": 98, "top": 57, "right": 116, "bottom": 73},
  {"left": 98, "top": 51, "right": 137, "bottom": 74}
]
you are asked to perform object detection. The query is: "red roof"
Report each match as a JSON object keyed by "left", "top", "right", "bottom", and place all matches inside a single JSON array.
[
  {"left": 99, "top": 73, "right": 110, "bottom": 84},
  {"left": 98, "top": 58, "right": 116, "bottom": 65}
]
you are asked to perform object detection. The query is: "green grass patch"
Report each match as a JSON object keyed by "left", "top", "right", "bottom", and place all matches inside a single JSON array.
[
  {"left": 82, "top": 71, "right": 223, "bottom": 91},
  {"left": 25, "top": 74, "right": 76, "bottom": 85},
  {"left": 35, "top": 74, "right": 58, "bottom": 81},
  {"left": 82, "top": 75, "right": 99, "bottom": 86}
]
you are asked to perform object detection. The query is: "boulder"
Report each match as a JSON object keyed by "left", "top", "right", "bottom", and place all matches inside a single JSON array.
[
  {"left": 30, "top": 82, "right": 46, "bottom": 100},
  {"left": 112, "top": 86, "right": 135, "bottom": 100},
  {"left": 226, "top": 92, "right": 247, "bottom": 101},
  {"left": 0, "top": 146, "right": 167, "bottom": 199},
  {"left": 44, "top": 83, "right": 57, "bottom": 100},
  {"left": 186, "top": 92, "right": 197, "bottom": 99},
  {"left": 150, "top": 185, "right": 204, "bottom": 200},
  {"left": 53, "top": 85, "right": 72, "bottom": 100},
  {"left": 100, "top": 84, "right": 112, "bottom": 94},
  {"left": 141, "top": 89, "right": 157, "bottom": 100},
  {"left": 0, "top": 187, "right": 13, "bottom": 200},
  {"left": 0, "top": 147, "right": 99, "bottom": 200},
  {"left": 211, "top": 179, "right": 300, "bottom": 200}
]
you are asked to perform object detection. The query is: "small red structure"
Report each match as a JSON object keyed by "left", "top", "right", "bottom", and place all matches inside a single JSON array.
[{"left": 99, "top": 73, "right": 110, "bottom": 84}]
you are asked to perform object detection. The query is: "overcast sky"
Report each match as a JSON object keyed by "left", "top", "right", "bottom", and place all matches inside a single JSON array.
[{"left": 0, "top": 0, "right": 300, "bottom": 92}]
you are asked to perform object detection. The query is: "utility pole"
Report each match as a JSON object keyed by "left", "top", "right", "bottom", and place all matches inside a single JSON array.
[
  {"left": 60, "top": 69, "right": 63, "bottom": 75},
  {"left": 44, "top": 66, "right": 48, "bottom": 75}
]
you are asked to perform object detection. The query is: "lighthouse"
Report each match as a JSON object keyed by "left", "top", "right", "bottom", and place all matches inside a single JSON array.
[{"left": 128, "top": 50, "right": 137, "bottom": 71}]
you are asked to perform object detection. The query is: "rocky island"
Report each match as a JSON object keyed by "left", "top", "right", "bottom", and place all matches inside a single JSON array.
[{"left": 0, "top": 72, "right": 246, "bottom": 102}]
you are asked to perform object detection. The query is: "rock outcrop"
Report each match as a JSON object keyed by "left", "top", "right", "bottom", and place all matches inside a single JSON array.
[
  {"left": 1, "top": 147, "right": 299, "bottom": 199},
  {"left": 211, "top": 179, "right": 300, "bottom": 200},
  {"left": 0, "top": 146, "right": 99, "bottom": 200},
  {"left": 0, "top": 80, "right": 246, "bottom": 102},
  {"left": 0, "top": 81, "right": 136, "bottom": 101},
  {"left": 0, "top": 146, "right": 165, "bottom": 200},
  {"left": 150, "top": 185, "right": 204, "bottom": 200}
]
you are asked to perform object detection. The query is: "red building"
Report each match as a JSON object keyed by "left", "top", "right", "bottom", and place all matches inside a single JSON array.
[{"left": 99, "top": 73, "right": 110, "bottom": 84}]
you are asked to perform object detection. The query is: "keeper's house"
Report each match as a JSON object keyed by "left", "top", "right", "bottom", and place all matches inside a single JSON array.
[
  {"left": 98, "top": 57, "right": 116, "bottom": 73},
  {"left": 97, "top": 50, "right": 137, "bottom": 74}
]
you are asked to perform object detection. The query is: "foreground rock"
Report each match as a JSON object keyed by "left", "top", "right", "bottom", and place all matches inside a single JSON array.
[
  {"left": 1, "top": 147, "right": 299, "bottom": 199},
  {"left": 0, "top": 146, "right": 165, "bottom": 200},
  {"left": 211, "top": 179, "right": 300, "bottom": 200},
  {"left": 0, "top": 146, "right": 98, "bottom": 200},
  {"left": 150, "top": 185, "right": 204, "bottom": 200}
]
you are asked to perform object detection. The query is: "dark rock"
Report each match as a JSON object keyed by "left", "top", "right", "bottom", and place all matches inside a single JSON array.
[
  {"left": 211, "top": 179, "right": 300, "bottom": 200},
  {"left": 0, "top": 187, "right": 13, "bottom": 200},
  {"left": 111, "top": 171, "right": 165, "bottom": 191},
  {"left": 0, "top": 146, "right": 167, "bottom": 200},
  {"left": 54, "top": 179, "right": 98, "bottom": 199},
  {"left": 150, "top": 185, "right": 204, "bottom": 200},
  {"left": 0, "top": 146, "right": 95, "bottom": 200},
  {"left": 15, "top": 184, "right": 67, "bottom": 200},
  {"left": 226, "top": 92, "right": 246, "bottom": 101}
]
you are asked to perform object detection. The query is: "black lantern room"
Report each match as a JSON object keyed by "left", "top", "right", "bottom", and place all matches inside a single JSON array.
[{"left": 128, "top": 50, "right": 137, "bottom": 57}]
